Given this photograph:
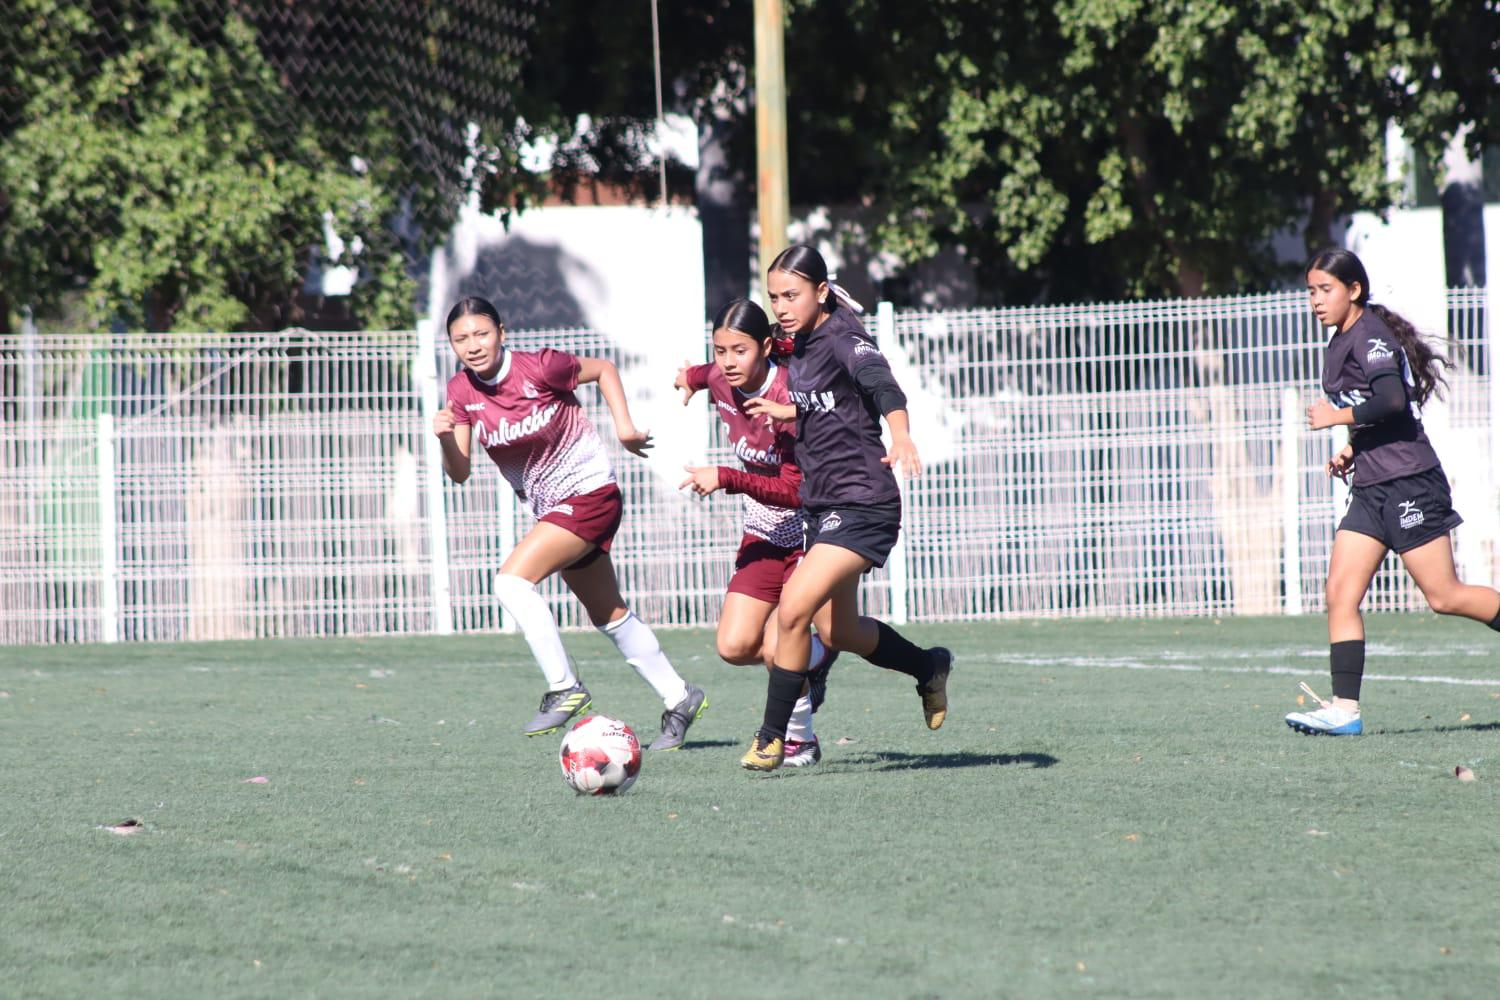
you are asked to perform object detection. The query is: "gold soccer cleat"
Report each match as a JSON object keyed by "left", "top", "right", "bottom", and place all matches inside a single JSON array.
[{"left": 739, "top": 732, "right": 785, "bottom": 772}]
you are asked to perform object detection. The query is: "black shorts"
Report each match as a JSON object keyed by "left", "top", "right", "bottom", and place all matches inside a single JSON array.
[
  {"left": 801, "top": 500, "right": 902, "bottom": 567},
  {"left": 1339, "top": 466, "right": 1463, "bottom": 554}
]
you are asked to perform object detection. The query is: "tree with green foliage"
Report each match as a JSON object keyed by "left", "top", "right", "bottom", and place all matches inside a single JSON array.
[
  {"left": 0, "top": 0, "right": 536, "bottom": 333},
  {"left": 787, "top": 0, "right": 1497, "bottom": 300}
]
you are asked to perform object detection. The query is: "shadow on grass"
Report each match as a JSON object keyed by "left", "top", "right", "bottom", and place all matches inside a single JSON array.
[
  {"left": 835, "top": 750, "right": 1059, "bottom": 772},
  {"left": 680, "top": 739, "right": 741, "bottom": 750},
  {"left": 1376, "top": 721, "right": 1500, "bottom": 736}
]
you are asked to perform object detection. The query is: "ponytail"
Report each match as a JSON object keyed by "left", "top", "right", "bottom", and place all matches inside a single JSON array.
[{"left": 1367, "top": 303, "right": 1451, "bottom": 405}]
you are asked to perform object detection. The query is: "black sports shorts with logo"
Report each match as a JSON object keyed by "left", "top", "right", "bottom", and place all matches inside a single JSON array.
[
  {"left": 801, "top": 500, "right": 902, "bottom": 567},
  {"left": 1338, "top": 466, "right": 1462, "bottom": 554}
]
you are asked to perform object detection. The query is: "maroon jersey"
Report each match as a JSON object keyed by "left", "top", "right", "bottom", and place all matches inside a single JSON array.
[
  {"left": 1322, "top": 309, "right": 1440, "bottom": 486},
  {"left": 686, "top": 360, "right": 803, "bottom": 549},
  {"left": 446, "top": 348, "right": 615, "bottom": 519}
]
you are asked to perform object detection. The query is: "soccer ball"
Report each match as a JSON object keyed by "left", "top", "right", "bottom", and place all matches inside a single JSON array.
[{"left": 559, "top": 714, "right": 641, "bottom": 795}]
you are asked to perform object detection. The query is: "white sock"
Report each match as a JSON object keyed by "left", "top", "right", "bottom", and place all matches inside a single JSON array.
[
  {"left": 600, "top": 611, "right": 688, "bottom": 708},
  {"left": 493, "top": 574, "right": 577, "bottom": 691},
  {"left": 810, "top": 633, "right": 829, "bottom": 669},
  {"left": 786, "top": 694, "right": 815, "bottom": 742}
]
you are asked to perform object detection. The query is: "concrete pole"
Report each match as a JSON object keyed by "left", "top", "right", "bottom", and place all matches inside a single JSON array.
[{"left": 754, "top": 0, "right": 790, "bottom": 277}]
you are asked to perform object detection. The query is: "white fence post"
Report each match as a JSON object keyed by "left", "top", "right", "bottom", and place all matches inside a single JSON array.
[
  {"left": 497, "top": 486, "right": 518, "bottom": 634},
  {"left": 1489, "top": 280, "right": 1500, "bottom": 490},
  {"left": 96, "top": 412, "right": 120, "bottom": 643},
  {"left": 416, "top": 321, "right": 454, "bottom": 635},
  {"left": 877, "top": 300, "right": 910, "bottom": 625},
  {"left": 1280, "top": 388, "right": 1303, "bottom": 615}
]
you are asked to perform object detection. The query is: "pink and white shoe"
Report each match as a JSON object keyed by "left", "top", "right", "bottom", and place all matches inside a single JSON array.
[{"left": 782, "top": 738, "right": 822, "bottom": 768}]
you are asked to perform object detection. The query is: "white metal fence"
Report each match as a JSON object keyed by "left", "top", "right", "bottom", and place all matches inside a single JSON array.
[{"left": 2, "top": 288, "right": 1495, "bottom": 644}]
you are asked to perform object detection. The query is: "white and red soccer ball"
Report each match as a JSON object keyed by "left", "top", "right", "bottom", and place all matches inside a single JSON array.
[{"left": 559, "top": 714, "right": 641, "bottom": 795}]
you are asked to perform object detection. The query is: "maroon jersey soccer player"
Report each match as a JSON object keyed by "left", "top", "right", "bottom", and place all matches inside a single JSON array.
[
  {"left": 435, "top": 296, "right": 707, "bottom": 750},
  {"left": 674, "top": 298, "right": 838, "bottom": 768}
]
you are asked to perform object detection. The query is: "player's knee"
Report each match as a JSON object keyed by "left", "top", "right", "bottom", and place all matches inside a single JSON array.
[
  {"left": 1325, "top": 579, "right": 1360, "bottom": 612},
  {"left": 716, "top": 635, "right": 762, "bottom": 665},
  {"left": 1423, "top": 586, "right": 1460, "bottom": 616},
  {"left": 775, "top": 604, "right": 814, "bottom": 637},
  {"left": 493, "top": 573, "right": 538, "bottom": 613}
]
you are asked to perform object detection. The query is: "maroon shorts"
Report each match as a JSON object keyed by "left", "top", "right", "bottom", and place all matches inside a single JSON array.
[
  {"left": 540, "top": 483, "right": 624, "bottom": 570},
  {"left": 727, "top": 534, "right": 803, "bottom": 604}
]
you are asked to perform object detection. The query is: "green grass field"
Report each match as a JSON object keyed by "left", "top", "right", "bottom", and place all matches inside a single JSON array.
[{"left": 4, "top": 616, "right": 1500, "bottom": 999}]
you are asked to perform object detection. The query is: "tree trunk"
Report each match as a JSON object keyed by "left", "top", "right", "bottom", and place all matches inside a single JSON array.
[{"left": 696, "top": 89, "right": 751, "bottom": 320}]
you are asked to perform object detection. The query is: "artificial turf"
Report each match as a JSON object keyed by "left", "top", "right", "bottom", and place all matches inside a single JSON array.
[{"left": 4, "top": 615, "right": 1499, "bottom": 998}]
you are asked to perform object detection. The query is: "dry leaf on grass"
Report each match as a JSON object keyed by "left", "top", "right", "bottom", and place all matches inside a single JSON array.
[{"left": 100, "top": 819, "right": 144, "bottom": 836}]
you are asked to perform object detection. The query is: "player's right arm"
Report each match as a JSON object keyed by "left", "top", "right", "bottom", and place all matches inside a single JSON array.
[
  {"left": 674, "top": 362, "right": 714, "bottom": 405},
  {"left": 433, "top": 400, "right": 473, "bottom": 483}
]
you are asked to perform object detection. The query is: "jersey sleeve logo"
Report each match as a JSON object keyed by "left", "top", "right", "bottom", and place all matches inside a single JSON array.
[
  {"left": 464, "top": 403, "right": 487, "bottom": 412},
  {"left": 1365, "top": 338, "right": 1394, "bottom": 362},
  {"left": 850, "top": 339, "right": 880, "bottom": 358}
]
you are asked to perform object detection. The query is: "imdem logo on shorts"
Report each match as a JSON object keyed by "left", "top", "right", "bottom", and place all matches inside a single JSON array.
[
  {"left": 820, "top": 512, "right": 843, "bottom": 532},
  {"left": 1398, "top": 500, "right": 1424, "bottom": 530}
]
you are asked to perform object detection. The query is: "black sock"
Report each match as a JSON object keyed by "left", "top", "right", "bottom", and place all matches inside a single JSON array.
[
  {"left": 1329, "top": 640, "right": 1365, "bottom": 701},
  {"left": 863, "top": 621, "right": 935, "bottom": 685},
  {"left": 759, "top": 666, "right": 804, "bottom": 741},
  {"left": 1489, "top": 607, "right": 1500, "bottom": 632}
]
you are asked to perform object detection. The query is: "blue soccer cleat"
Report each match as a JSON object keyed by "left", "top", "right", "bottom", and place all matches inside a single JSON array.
[{"left": 1285, "top": 682, "right": 1362, "bottom": 736}]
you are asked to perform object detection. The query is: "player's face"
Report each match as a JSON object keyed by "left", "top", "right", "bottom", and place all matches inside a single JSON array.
[
  {"left": 766, "top": 270, "right": 827, "bottom": 336},
  {"left": 448, "top": 314, "right": 505, "bottom": 377},
  {"left": 1306, "top": 269, "right": 1361, "bottom": 331},
  {"left": 712, "top": 327, "right": 772, "bottom": 388}
]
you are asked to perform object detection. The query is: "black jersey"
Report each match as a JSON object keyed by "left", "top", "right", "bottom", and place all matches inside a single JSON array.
[
  {"left": 787, "top": 307, "right": 902, "bottom": 508},
  {"left": 1321, "top": 309, "right": 1440, "bottom": 486}
]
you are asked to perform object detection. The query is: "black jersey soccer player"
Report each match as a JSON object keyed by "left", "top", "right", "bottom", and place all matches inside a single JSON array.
[
  {"left": 1285, "top": 249, "right": 1500, "bottom": 736},
  {"left": 737, "top": 245, "right": 952, "bottom": 772}
]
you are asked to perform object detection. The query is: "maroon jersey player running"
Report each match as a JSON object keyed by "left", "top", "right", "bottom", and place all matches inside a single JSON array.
[
  {"left": 675, "top": 298, "right": 840, "bottom": 767},
  {"left": 434, "top": 296, "right": 707, "bottom": 750}
]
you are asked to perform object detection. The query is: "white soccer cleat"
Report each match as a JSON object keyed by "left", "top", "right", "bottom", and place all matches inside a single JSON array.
[{"left": 1285, "top": 682, "right": 1362, "bottom": 736}]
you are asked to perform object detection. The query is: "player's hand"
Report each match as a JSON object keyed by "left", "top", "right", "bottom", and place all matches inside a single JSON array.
[
  {"left": 433, "top": 401, "right": 458, "bottom": 437},
  {"left": 1306, "top": 398, "right": 1342, "bottom": 430},
  {"left": 744, "top": 397, "right": 796, "bottom": 423},
  {"left": 882, "top": 434, "right": 922, "bottom": 479},
  {"left": 618, "top": 425, "right": 653, "bottom": 457},
  {"left": 1326, "top": 444, "right": 1354, "bottom": 482},
  {"left": 674, "top": 361, "right": 700, "bottom": 406},
  {"left": 679, "top": 464, "right": 722, "bottom": 496}
]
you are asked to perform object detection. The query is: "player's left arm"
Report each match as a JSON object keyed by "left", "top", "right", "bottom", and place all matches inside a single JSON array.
[
  {"left": 840, "top": 337, "right": 921, "bottom": 479},
  {"left": 577, "top": 356, "right": 652, "bottom": 456}
]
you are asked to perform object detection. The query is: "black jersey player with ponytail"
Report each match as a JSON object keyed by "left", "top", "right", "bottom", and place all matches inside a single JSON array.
[
  {"left": 1286, "top": 248, "right": 1500, "bottom": 736},
  {"left": 738, "top": 244, "right": 952, "bottom": 772}
]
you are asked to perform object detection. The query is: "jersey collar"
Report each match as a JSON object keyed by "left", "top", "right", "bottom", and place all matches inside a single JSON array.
[
  {"left": 474, "top": 348, "right": 511, "bottom": 387},
  {"left": 734, "top": 359, "right": 778, "bottom": 399}
]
